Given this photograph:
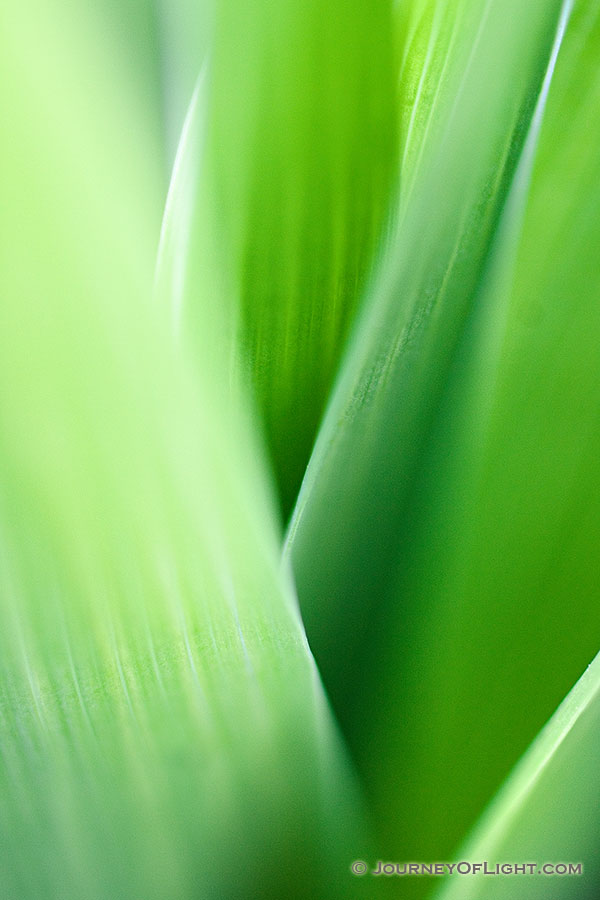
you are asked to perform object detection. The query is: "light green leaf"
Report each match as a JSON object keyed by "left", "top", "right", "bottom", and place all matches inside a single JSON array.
[
  {"left": 0, "top": 3, "right": 366, "bottom": 897},
  {"left": 155, "top": 0, "right": 212, "bottom": 161}
]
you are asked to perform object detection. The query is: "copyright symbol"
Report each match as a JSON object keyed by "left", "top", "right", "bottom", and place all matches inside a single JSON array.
[{"left": 351, "top": 860, "right": 368, "bottom": 876}]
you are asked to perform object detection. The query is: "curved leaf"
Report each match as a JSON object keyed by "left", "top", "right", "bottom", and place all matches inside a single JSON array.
[
  {"left": 286, "top": 0, "right": 588, "bottom": 877},
  {"left": 158, "top": 0, "right": 399, "bottom": 515}
]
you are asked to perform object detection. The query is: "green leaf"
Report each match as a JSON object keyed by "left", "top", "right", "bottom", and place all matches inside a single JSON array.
[
  {"left": 159, "top": 0, "right": 399, "bottom": 516},
  {"left": 434, "top": 652, "right": 600, "bottom": 900},
  {"left": 287, "top": 0, "right": 564, "bottom": 709},
  {"left": 358, "top": 0, "right": 600, "bottom": 873},
  {"left": 286, "top": 0, "right": 600, "bottom": 879},
  {"left": 0, "top": 3, "right": 366, "bottom": 897}
]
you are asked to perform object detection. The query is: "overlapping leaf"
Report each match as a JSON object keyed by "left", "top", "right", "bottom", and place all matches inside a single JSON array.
[
  {"left": 362, "top": 0, "right": 600, "bottom": 878},
  {"left": 2, "top": 0, "right": 599, "bottom": 898},
  {"left": 288, "top": 0, "right": 564, "bottom": 709},
  {"left": 286, "top": 0, "right": 600, "bottom": 886},
  {"left": 159, "top": 0, "right": 399, "bottom": 515}
]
